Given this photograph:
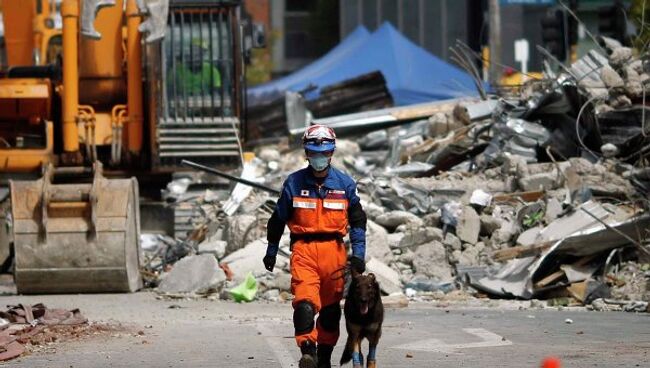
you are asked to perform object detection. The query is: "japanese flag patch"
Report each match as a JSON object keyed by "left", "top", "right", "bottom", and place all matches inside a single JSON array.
[{"left": 300, "top": 190, "right": 310, "bottom": 196}]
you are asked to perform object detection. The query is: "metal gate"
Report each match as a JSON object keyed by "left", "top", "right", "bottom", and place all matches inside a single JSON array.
[{"left": 156, "top": 2, "right": 243, "bottom": 168}]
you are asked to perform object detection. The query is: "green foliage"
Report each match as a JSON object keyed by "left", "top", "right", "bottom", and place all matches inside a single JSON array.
[
  {"left": 523, "top": 210, "right": 544, "bottom": 229},
  {"left": 245, "top": 28, "right": 279, "bottom": 86},
  {"left": 246, "top": 48, "right": 273, "bottom": 86},
  {"left": 630, "top": 0, "right": 650, "bottom": 51}
]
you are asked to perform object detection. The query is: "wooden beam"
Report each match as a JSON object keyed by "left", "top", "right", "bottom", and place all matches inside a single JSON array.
[
  {"left": 534, "top": 254, "right": 599, "bottom": 289},
  {"left": 491, "top": 242, "right": 554, "bottom": 262},
  {"left": 493, "top": 190, "right": 545, "bottom": 204}
]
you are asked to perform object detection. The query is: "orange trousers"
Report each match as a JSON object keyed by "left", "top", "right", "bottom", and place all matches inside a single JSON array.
[{"left": 291, "top": 239, "right": 347, "bottom": 347}]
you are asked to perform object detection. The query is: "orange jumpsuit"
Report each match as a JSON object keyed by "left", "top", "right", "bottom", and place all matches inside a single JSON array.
[{"left": 289, "top": 196, "right": 349, "bottom": 346}]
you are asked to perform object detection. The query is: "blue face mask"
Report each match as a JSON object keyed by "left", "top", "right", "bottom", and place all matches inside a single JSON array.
[{"left": 307, "top": 154, "right": 330, "bottom": 172}]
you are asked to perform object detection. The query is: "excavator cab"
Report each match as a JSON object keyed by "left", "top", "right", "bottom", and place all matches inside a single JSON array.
[{"left": 150, "top": 0, "right": 244, "bottom": 168}]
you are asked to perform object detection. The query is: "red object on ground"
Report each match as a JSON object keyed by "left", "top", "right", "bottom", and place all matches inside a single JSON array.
[{"left": 541, "top": 357, "right": 561, "bottom": 368}]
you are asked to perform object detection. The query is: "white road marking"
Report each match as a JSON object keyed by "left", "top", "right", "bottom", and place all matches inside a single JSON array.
[
  {"left": 392, "top": 328, "right": 512, "bottom": 353},
  {"left": 256, "top": 324, "right": 296, "bottom": 368}
]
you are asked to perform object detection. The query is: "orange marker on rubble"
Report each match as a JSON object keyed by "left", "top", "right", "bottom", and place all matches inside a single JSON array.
[{"left": 541, "top": 357, "right": 561, "bottom": 368}]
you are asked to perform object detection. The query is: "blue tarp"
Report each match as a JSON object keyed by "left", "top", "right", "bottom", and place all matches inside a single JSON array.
[
  {"left": 248, "top": 22, "right": 483, "bottom": 106},
  {"left": 247, "top": 26, "right": 371, "bottom": 105}
]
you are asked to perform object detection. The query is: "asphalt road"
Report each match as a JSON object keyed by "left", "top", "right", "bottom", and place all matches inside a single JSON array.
[{"left": 1, "top": 293, "right": 648, "bottom": 367}]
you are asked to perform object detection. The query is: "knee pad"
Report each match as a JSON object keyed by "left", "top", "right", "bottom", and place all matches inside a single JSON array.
[
  {"left": 293, "top": 301, "right": 315, "bottom": 335},
  {"left": 319, "top": 303, "right": 341, "bottom": 332}
]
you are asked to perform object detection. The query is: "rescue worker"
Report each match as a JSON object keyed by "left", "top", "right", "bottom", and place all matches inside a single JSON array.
[
  {"left": 263, "top": 124, "right": 367, "bottom": 368},
  {"left": 172, "top": 38, "right": 222, "bottom": 95}
]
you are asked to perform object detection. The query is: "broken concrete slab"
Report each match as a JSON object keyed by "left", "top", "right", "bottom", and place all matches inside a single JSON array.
[
  {"left": 366, "top": 257, "right": 403, "bottom": 295},
  {"left": 469, "top": 189, "right": 492, "bottom": 208},
  {"left": 516, "top": 226, "right": 543, "bottom": 247},
  {"left": 395, "top": 261, "right": 412, "bottom": 272},
  {"left": 158, "top": 254, "right": 226, "bottom": 294},
  {"left": 197, "top": 238, "right": 228, "bottom": 259},
  {"left": 563, "top": 158, "right": 636, "bottom": 198},
  {"left": 387, "top": 232, "right": 406, "bottom": 250},
  {"left": 225, "top": 215, "right": 257, "bottom": 255},
  {"left": 366, "top": 220, "right": 394, "bottom": 264},
  {"left": 624, "top": 66, "right": 643, "bottom": 97},
  {"left": 397, "top": 249, "right": 416, "bottom": 265},
  {"left": 362, "top": 201, "right": 387, "bottom": 221},
  {"left": 412, "top": 241, "right": 454, "bottom": 282},
  {"left": 545, "top": 197, "right": 563, "bottom": 224},
  {"left": 262, "top": 289, "right": 280, "bottom": 301},
  {"left": 259, "top": 272, "right": 291, "bottom": 292},
  {"left": 449, "top": 249, "right": 462, "bottom": 264},
  {"left": 458, "top": 245, "right": 482, "bottom": 266},
  {"left": 457, "top": 206, "right": 480, "bottom": 244},
  {"left": 443, "top": 233, "right": 462, "bottom": 251},
  {"left": 423, "top": 211, "right": 441, "bottom": 228},
  {"left": 480, "top": 214, "right": 502, "bottom": 236},
  {"left": 395, "top": 226, "right": 444, "bottom": 249},
  {"left": 490, "top": 223, "right": 517, "bottom": 245},
  {"left": 374, "top": 210, "right": 423, "bottom": 231},
  {"left": 221, "top": 239, "right": 289, "bottom": 282},
  {"left": 609, "top": 47, "right": 632, "bottom": 67},
  {"left": 518, "top": 171, "right": 562, "bottom": 191},
  {"left": 601, "top": 65, "right": 625, "bottom": 89}
]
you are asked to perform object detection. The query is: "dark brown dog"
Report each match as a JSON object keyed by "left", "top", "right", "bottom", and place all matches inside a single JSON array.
[{"left": 340, "top": 273, "right": 384, "bottom": 368}]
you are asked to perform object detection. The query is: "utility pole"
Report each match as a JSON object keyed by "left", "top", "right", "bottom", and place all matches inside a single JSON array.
[{"left": 488, "top": 0, "right": 502, "bottom": 85}]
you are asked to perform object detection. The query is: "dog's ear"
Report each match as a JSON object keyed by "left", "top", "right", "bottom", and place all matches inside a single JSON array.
[{"left": 368, "top": 273, "right": 380, "bottom": 293}]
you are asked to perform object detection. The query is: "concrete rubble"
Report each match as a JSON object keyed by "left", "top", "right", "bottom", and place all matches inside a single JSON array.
[
  {"left": 142, "top": 40, "right": 650, "bottom": 312},
  {"left": 157, "top": 254, "right": 227, "bottom": 295}
]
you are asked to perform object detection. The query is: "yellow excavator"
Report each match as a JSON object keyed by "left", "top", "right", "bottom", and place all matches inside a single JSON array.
[{"left": 0, "top": 0, "right": 251, "bottom": 293}]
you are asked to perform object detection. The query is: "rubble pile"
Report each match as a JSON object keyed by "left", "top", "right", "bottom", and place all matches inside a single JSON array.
[
  {"left": 246, "top": 71, "right": 393, "bottom": 143},
  {"left": 145, "top": 39, "right": 650, "bottom": 312}
]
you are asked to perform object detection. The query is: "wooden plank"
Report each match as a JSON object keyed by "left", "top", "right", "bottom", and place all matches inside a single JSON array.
[
  {"left": 493, "top": 190, "right": 545, "bottom": 204},
  {"left": 566, "top": 281, "right": 588, "bottom": 303},
  {"left": 534, "top": 254, "right": 598, "bottom": 289},
  {"left": 491, "top": 242, "right": 554, "bottom": 262},
  {"left": 535, "top": 269, "right": 566, "bottom": 289}
]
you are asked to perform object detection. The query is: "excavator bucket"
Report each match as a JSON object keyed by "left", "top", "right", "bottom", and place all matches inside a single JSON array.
[{"left": 9, "top": 163, "right": 142, "bottom": 294}]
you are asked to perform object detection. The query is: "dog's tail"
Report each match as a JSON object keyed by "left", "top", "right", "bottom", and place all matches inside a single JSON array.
[{"left": 339, "top": 336, "right": 354, "bottom": 365}]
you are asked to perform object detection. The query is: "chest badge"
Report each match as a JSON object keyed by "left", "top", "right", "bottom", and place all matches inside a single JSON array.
[{"left": 300, "top": 190, "right": 310, "bottom": 196}]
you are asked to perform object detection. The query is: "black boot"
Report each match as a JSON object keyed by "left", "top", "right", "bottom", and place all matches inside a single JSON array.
[
  {"left": 299, "top": 341, "right": 317, "bottom": 368},
  {"left": 317, "top": 344, "right": 334, "bottom": 368}
]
